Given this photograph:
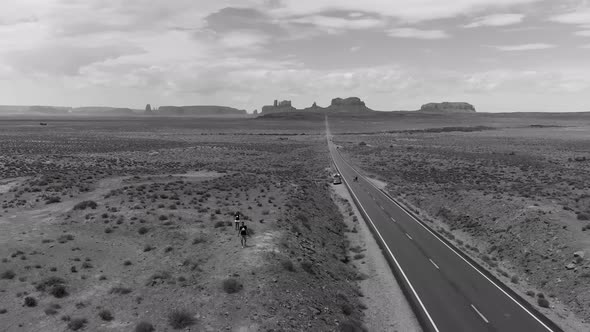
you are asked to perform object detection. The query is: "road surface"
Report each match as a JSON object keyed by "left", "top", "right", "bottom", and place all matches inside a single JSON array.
[{"left": 326, "top": 118, "right": 563, "bottom": 332}]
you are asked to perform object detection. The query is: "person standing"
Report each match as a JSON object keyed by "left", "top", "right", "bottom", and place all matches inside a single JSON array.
[
  {"left": 234, "top": 212, "right": 240, "bottom": 230},
  {"left": 238, "top": 221, "right": 249, "bottom": 248}
]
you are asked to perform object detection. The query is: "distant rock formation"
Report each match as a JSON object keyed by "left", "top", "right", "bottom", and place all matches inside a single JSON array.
[
  {"left": 261, "top": 100, "right": 296, "bottom": 114},
  {"left": 327, "top": 97, "right": 372, "bottom": 112},
  {"left": 261, "top": 97, "right": 372, "bottom": 114},
  {"left": 157, "top": 105, "right": 247, "bottom": 116},
  {"left": 419, "top": 102, "right": 476, "bottom": 113}
]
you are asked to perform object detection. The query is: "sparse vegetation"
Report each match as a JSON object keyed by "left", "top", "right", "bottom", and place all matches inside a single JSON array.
[
  {"left": 98, "top": 309, "right": 114, "bottom": 321},
  {"left": 0, "top": 269, "right": 16, "bottom": 280},
  {"left": 168, "top": 309, "right": 195, "bottom": 329},
  {"left": 135, "top": 321, "right": 155, "bottom": 332},
  {"left": 67, "top": 318, "right": 88, "bottom": 331},
  {"left": 222, "top": 278, "right": 243, "bottom": 294}
]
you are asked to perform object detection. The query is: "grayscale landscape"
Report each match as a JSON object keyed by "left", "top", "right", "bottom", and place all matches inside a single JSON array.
[{"left": 1, "top": 1, "right": 590, "bottom": 332}]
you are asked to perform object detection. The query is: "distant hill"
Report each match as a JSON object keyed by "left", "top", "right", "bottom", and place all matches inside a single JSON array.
[
  {"left": 260, "top": 97, "right": 373, "bottom": 115},
  {"left": 157, "top": 105, "right": 247, "bottom": 116},
  {"left": 419, "top": 102, "right": 476, "bottom": 113}
]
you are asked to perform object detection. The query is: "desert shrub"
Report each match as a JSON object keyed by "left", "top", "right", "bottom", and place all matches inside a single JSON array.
[
  {"left": 511, "top": 275, "right": 519, "bottom": 284},
  {"left": 110, "top": 286, "right": 132, "bottom": 295},
  {"left": 49, "top": 284, "right": 68, "bottom": 298},
  {"left": 0, "top": 308, "right": 7, "bottom": 314},
  {"left": 222, "top": 278, "right": 243, "bottom": 294},
  {"left": 98, "top": 309, "right": 114, "bottom": 321},
  {"left": 124, "top": 260, "right": 132, "bottom": 266},
  {"left": 67, "top": 318, "right": 88, "bottom": 331},
  {"left": 57, "top": 234, "right": 75, "bottom": 243},
  {"left": 138, "top": 227, "right": 149, "bottom": 235},
  {"left": 358, "top": 142, "right": 366, "bottom": 146},
  {"left": 159, "top": 215, "right": 168, "bottom": 221},
  {"left": 281, "top": 260, "right": 295, "bottom": 272},
  {"left": 104, "top": 227, "right": 113, "bottom": 233},
  {"left": 192, "top": 236, "right": 206, "bottom": 245},
  {"left": 0, "top": 270, "right": 15, "bottom": 279},
  {"left": 135, "top": 321, "right": 155, "bottom": 332},
  {"left": 339, "top": 319, "right": 367, "bottom": 332},
  {"left": 341, "top": 303, "right": 354, "bottom": 316},
  {"left": 45, "top": 196, "right": 61, "bottom": 204},
  {"left": 301, "top": 261, "right": 315, "bottom": 275},
  {"left": 582, "top": 224, "right": 590, "bottom": 231},
  {"left": 73, "top": 200, "right": 97, "bottom": 210},
  {"left": 353, "top": 254, "right": 365, "bottom": 260},
  {"left": 577, "top": 213, "right": 590, "bottom": 221},
  {"left": 24, "top": 296, "right": 38, "bottom": 307},
  {"left": 214, "top": 221, "right": 226, "bottom": 228},
  {"left": 538, "top": 297, "right": 550, "bottom": 308},
  {"left": 168, "top": 309, "right": 195, "bottom": 329}
]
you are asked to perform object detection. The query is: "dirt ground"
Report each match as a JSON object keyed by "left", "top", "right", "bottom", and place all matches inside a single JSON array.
[
  {"left": 334, "top": 120, "right": 590, "bottom": 331},
  {"left": 0, "top": 117, "right": 368, "bottom": 332}
]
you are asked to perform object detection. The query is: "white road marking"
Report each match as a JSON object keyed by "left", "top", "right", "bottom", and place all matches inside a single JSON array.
[
  {"left": 336, "top": 151, "right": 557, "bottom": 332},
  {"left": 406, "top": 233, "right": 413, "bottom": 240},
  {"left": 379, "top": 205, "right": 385, "bottom": 210},
  {"left": 390, "top": 217, "right": 396, "bottom": 222},
  {"left": 429, "top": 259, "right": 440, "bottom": 270},
  {"left": 332, "top": 159, "right": 440, "bottom": 332},
  {"left": 471, "top": 304, "right": 490, "bottom": 324}
]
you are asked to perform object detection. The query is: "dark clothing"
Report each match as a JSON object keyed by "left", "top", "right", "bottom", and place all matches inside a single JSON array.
[{"left": 239, "top": 225, "right": 248, "bottom": 236}]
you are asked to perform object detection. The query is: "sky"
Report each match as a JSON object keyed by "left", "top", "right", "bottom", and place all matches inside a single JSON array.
[{"left": 0, "top": 0, "right": 590, "bottom": 112}]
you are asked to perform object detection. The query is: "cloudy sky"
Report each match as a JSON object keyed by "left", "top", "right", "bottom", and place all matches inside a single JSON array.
[{"left": 1, "top": 0, "right": 590, "bottom": 112}]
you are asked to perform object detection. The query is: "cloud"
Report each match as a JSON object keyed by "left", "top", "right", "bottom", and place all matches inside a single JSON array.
[
  {"left": 288, "top": 15, "right": 386, "bottom": 31},
  {"left": 464, "top": 13, "right": 524, "bottom": 28},
  {"left": 218, "top": 30, "right": 271, "bottom": 50},
  {"left": 550, "top": 8, "right": 590, "bottom": 25},
  {"left": 492, "top": 43, "right": 556, "bottom": 51},
  {"left": 575, "top": 30, "right": 590, "bottom": 36},
  {"left": 3, "top": 43, "right": 145, "bottom": 75},
  {"left": 268, "top": 0, "right": 543, "bottom": 22},
  {"left": 387, "top": 28, "right": 449, "bottom": 39}
]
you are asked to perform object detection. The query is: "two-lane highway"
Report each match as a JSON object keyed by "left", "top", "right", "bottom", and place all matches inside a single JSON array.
[{"left": 326, "top": 118, "right": 563, "bottom": 332}]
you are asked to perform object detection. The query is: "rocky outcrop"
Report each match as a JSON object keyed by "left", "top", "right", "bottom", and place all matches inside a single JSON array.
[
  {"left": 261, "top": 100, "right": 297, "bottom": 114},
  {"left": 419, "top": 102, "right": 476, "bottom": 113},
  {"left": 157, "top": 106, "right": 247, "bottom": 116},
  {"left": 326, "top": 97, "right": 372, "bottom": 112}
]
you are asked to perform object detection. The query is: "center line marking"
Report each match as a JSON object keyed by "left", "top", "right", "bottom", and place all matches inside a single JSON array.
[
  {"left": 429, "top": 259, "right": 440, "bottom": 269},
  {"left": 390, "top": 217, "right": 396, "bottom": 222},
  {"left": 379, "top": 205, "right": 384, "bottom": 210},
  {"left": 471, "top": 304, "right": 490, "bottom": 324},
  {"left": 406, "top": 233, "right": 413, "bottom": 240}
]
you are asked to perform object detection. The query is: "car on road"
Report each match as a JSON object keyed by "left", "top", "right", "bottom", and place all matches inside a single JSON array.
[{"left": 333, "top": 173, "right": 342, "bottom": 185}]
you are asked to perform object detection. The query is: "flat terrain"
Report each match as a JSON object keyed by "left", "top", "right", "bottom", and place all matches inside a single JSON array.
[
  {"left": 332, "top": 113, "right": 590, "bottom": 331},
  {"left": 0, "top": 117, "right": 363, "bottom": 332}
]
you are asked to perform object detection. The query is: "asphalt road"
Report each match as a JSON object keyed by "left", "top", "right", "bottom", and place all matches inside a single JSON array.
[{"left": 326, "top": 119, "right": 563, "bottom": 332}]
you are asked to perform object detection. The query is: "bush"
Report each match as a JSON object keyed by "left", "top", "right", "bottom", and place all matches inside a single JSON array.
[
  {"left": 214, "top": 221, "right": 226, "bottom": 228},
  {"left": 135, "top": 321, "right": 155, "bottom": 332},
  {"left": 341, "top": 303, "right": 354, "bottom": 315},
  {"left": 339, "top": 319, "right": 367, "bottom": 332},
  {"left": 301, "top": 261, "right": 315, "bottom": 275},
  {"left": 0, "top": 270, "right": 15, "bottom": 280},
  {"left": 577, "top": 213, "right": 590, "bottom": 221},
  {"left": 49, "top": 284, "right": 68, "bottom": 298},
  {"left": 168, "top": 310, "right": 195, "bottom": 329},
  {"left": 0, "top": 308, "right": 7, "bottom": 314},
  {"left": 24, "top": 296, "right": 38, "bottom": 307},
  {"left": 222, "top": 278, "right": 243, "bottom": 294},
  {"left": 67, "top": 318, "right": 88, "bottom": 331},
  {"left": 510, "top": 275, "right": 519, "bottom": 284},
  {"left": 73, "top": 200, "right": 97, "bottom": 210},
  {"left": 110, "top": 286, "right": 132, "bottom": 295},
  {"left": 281, "top": 260, "right": 295, "bottom": 272},
  {"left": 538, "top": 297, "right": 550, "bottom": 308},
  {"left": 138, "top": 227, "right": 149, "bottom": 235},
  {"left": 98, "top": 309, "right": 114, "bottom": 321}
]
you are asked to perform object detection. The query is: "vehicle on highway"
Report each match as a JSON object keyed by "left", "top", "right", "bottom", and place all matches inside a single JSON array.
[{"left": 333, "top": 173, "right": 342, "bottom": 185}]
